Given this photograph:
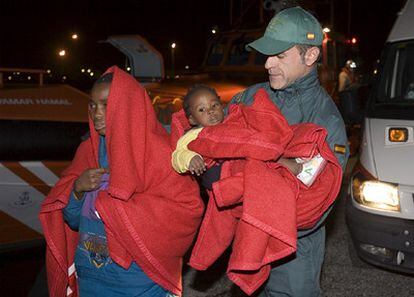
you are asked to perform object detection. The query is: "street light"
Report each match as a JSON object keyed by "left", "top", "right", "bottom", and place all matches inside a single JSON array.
[
  {"left": 57, "top": 49, "right": 67, "bottom": 76},
  {"left": 71, "top": 33, "right": 78, "bottom": 40},
  {"left": 171, "top": 42, "right": 176, "bottom": 78}
]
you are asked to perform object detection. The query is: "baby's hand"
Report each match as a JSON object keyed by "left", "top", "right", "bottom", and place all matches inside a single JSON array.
[{"left": 189, "top": 155, "right": 206, "bottom": 176}]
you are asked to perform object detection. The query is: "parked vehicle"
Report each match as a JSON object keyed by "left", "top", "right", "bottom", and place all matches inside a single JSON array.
[
  {"left": 0, "top": 68, "right": 89, "bottom": 251},
  {"left": 346, "top": 0, "right": 414, "bottom": 274},
  {"left": 108, "top": 27, "right": 353, "bottom": 125}
]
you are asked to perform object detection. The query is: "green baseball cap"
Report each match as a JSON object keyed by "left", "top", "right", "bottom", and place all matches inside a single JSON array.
[{"left": 246, "top": 6, "right": 323, "bottom": 55}]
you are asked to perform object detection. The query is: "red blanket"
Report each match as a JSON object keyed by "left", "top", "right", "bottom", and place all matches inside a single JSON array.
[
  {"left": 39, "top": 66, "right": 204, "bottom": 297},
  {"left": 170, "top": 88, "right": 342, "bottom": 295}
]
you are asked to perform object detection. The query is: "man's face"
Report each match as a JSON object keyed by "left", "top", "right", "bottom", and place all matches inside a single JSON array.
[
  {"left": 265, "top": 46, "right": 309, "bottom": 90},
  {"left": 188, "top": 90, "right": 224, "bottom": 127},
  {"left": 89, "top": 83, "right": 110, "bottom": 136}
]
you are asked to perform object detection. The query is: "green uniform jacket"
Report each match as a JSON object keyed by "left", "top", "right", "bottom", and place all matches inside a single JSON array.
[{"left": 228, "top": 68, "right": 349, "bottom": 236}]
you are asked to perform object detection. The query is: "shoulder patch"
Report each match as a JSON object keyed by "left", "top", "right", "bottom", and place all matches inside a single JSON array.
[{"left": 334, "top": 144, "right": 346, "bottom": 154}]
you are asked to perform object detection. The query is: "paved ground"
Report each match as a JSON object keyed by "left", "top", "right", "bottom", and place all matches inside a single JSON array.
[
  {"left": 182, "top": 157, "right": 414, "bottom": 297},
  {"left": 182, "top": 188, "right": 414, "bottom": 297},
  {"left": 3, "top": 158, "right": 414, "bottom": 297}
]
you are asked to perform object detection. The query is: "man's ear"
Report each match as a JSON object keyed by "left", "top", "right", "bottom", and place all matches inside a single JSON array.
[{"left": 304, "top": 47, "right": 320, "bottom": 66}]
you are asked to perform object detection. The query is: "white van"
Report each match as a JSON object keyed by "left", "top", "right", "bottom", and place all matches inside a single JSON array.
[{"left": 346, "top": 0, "right": 414, "bottom": 273}]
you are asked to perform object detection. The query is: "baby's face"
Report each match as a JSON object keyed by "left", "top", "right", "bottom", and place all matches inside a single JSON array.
[{"left": 188, "top": 90, "right": 224, "bottom": 127}]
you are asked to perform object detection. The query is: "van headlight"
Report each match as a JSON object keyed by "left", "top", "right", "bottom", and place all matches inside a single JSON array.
[{"left": 352, "top": 172, "right": 400, "bottom": 212}]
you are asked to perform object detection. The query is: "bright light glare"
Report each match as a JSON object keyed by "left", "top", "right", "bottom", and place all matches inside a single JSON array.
[
  {"left": 72, "top": 34, "right": 78, "bottom": 40},
  {"left": 126, "top": 66, "right": 131, "bottom": 71},
  {"left": 212, "top": 29, "right": 216, "bottom": 34},
  {"left": 323, "top": 27, "right": 331, "bottom": 33},
  {"left": 171, "top": 42, "right": 176, "bottom": 49},
  {"left": 361, "top": 181, "right": 399, "bottom": 210},
  {"left": 81, "top": 68, "right": 85, "bottom": 73},
  {"left": 46, "top": 69, "right": 51, "bottom": 74},
  {"left": 58, "top": 50, "right": 66, "bottom": 56}
]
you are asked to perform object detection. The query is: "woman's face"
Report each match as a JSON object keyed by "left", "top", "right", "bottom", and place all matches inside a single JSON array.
[{"left": 89, "top": 83, "right": 110, "bottom": 136}]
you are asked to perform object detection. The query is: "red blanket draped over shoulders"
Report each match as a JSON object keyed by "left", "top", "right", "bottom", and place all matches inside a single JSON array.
[{"left": 39, "top": 66, "right": 204, "bottom": 297}]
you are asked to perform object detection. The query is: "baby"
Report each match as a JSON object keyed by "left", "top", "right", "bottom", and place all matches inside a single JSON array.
[{"left": 172, "top": 84, "right": 224, "bottom": 175}]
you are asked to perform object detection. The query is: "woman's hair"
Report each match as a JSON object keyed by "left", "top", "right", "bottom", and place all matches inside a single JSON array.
[
  {"left": 93, "top": 72, "right": 113, "bottom": 88},
  {"left": 183, "top": 84, "right": 220, "bottom": 118}
]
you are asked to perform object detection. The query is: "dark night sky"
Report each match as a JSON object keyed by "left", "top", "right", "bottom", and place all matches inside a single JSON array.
[{"left": 0, "top": 0, "right": 408, "bottom": 81}]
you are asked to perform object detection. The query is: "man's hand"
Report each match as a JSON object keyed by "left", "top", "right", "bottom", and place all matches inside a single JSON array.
[
  {"left": 278, "top": 157, "right": 303, "bottom": 176},
  {"left": 189, "top": 155, "right": 206, "bottom": 176},
  {"left": 74, "top": 168, "right": 108, "bottom": 197}
]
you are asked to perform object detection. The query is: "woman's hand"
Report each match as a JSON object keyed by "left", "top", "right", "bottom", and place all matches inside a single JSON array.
[
  {"left": 189, "top": 155, "right": 206, "bottom": 176},
  {"left": 74, "top": 168, "right": 108, "bottom": 195},
  {"left": 278, "top": 157, "right": 303, "bottom": 176}
]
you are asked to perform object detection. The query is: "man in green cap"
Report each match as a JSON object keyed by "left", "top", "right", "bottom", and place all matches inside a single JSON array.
[{"left": 228, "top": 6, "right": 349, "bottom": 297}]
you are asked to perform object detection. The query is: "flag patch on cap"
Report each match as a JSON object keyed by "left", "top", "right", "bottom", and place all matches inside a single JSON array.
[
  {"left": 307, "top": 33, "right": 315, "bottom": 40},
  {"left": 334, "top": 144, "right": 346, "bottom": 154}
]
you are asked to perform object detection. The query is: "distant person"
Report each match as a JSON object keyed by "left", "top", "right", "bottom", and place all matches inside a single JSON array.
[
  {"left": 39, "top": 66, "right": 204, "bottom": 297},
  {"left": 338, "top": 60, "right": 361, "bottom": 125},
  {"left": 338, "top": 59, "right": 357, "bottom": 92},
  {"left": 227, "top": 6, "right": 349, "bottom": 297}
]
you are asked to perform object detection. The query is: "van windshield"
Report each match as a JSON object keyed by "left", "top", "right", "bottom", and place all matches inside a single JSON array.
[
  {"left": 376, "top": 41, "right": 414, "bottom": 104},
  {"left": 368, "top": 41, "right": 414, "bottom": 120}
]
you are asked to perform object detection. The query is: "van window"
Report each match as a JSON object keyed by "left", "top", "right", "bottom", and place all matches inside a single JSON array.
[
  {"left": 0, "top": 120, "right": 88, "bottom": 161},
  {"left": 377, "top": 41, "right": 414, "bottom": 102},
  {"left": 368, "top": 41, "right": 414, "bottom": 120}
]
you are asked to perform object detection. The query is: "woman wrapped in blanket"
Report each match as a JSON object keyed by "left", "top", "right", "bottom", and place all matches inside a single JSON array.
[{"left": 39, "top": 66, "right": 204, "bottom": 297}]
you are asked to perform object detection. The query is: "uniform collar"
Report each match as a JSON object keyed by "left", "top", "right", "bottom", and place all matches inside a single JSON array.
[{"left": 271, "top": 67, "right": 319, "bottom": 100}]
